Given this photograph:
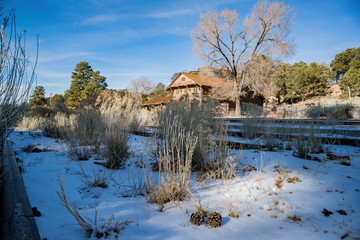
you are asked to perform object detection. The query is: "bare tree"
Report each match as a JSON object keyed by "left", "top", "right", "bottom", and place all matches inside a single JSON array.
[
  {"left": 246, "top": 54, "right": 281, "bottom": 101},
  {"left": 128, "top": 76, "right": 155, "bottom": 95},
  {"left": 191, "top": 0, "right": 294, "bottom": 116},
  {"left": 0, "top": 9, "right": 38, "bottom": 139}
]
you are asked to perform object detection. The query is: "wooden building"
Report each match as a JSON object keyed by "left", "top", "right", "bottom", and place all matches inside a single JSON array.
[{"left": 142, "top": 72, "right": 263, "bottom": 115}]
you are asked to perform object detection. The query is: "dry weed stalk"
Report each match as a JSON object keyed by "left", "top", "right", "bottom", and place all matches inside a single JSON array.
[
  {"left": 188, "top": 192, "right": 209, "bottom": 216},
  {"left": 113, "top": 169, "right": 147, "bottom": 197},
  {"left": 57, "top": 174, "right": 131, "bottom": 237},
  {"left": 228, "top": 203, "right": 240, "bottom": 218},
  {"left": 103, "top": 120, "right": 129, "bottom": 169},
  {"left": 57, "top": 174, "right": 93, "bottom": 233},
  {"left": 145, "top": 114, "right": 198, "bottom": 207},
  {"left": 68, "top": 142, "right": 92, "bottom": 161},
  {"left": 285, "top": 212, "right": 312, "bottom": 226},
  {"left": 79, "top": 165, "right": 109, "bottom": 188}
]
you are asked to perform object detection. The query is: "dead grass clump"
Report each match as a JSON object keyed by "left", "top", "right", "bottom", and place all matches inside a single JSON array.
[
  {"left": 228, "top": 204, "right": 240, "bottom": 218},
  {"left": 145, "top": 175, "right": 188, "bottom": 212},
  {"left": 155, "top": 98, "right": 232, "bottom": 180},
  {"left": 103, "top": 124, "right": 129, "bottom": 169},
  {"left": 286, "top": 176, "right": 302, "bottom": 183},
  {"left": 145, "top": 105, "right": 199, "bottom": 208},
  {"left": 97, "top": 90, "right": 142, "bottom": 130},
  {"left": 57, "top": 174, "right": 131, "bottom": 238},
  {"left": 74, "top": 108, "right": 104, "bottom": 147},
  {"left": 68, "top": 144, "right": 91, "bottom": 161},
  {"left": 80, "top": 165, "right": 109, "bottom": 188},
  {"left": 145, "top": 128, "right": 196, "bottom": 208},
  {"left": 275, "top": 177, "right": 284, "bottom": 189},
  {"left": 287, "top": 213, "right": 301, "bottom": 222},
  {"left": 285, "top": 212, "right": 311, "bottom": 226}
]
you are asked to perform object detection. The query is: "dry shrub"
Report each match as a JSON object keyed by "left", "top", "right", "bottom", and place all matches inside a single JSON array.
[
  {"left": 73, "top": 107, "right": 104, "bottom": 146},
  {"left": 155, "top": 98, "right": 232, "bottom": 179},
  {"left": 80, "top": 165, "right": 109, "bottom": 188},
  {"left": 103, "top": 121, "right": 129, "bottom": 169},
  {"left": 42, "top": 113, "right": 76, "bottom": 140},
  {"left": 17, "top": 116, "right": 47, "bottom": 131},
  {"left": 96, "top": 89, "right": 143, "bottom": 130},
  {"left": 68, "top": 143, "right": 92, "bottom": 161},
  {"left": 228, "top": 204, "right": 240, "bottom": 218},
  {"left": 145, "top": 125, "right": 197, "bottom": 208},
  {"left": 306, "top": 104, "right": 354, "bottom": 119}
]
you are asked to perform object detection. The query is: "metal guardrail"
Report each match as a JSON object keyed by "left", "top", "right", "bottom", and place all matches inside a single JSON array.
[
  {"left": 142, "top": 118, "right": 360, "bottom": 146},
  {"left": 224, "top": 117, "right": 360, "bottom": 126},
  {"left": 1, "top": 139, "right": 41, "bottom": 240}
]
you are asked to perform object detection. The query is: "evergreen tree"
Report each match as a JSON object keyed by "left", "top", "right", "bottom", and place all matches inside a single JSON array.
[
  {"left": 151, "top": 82, "right": 169, "bottom": 98},
  {"left": 330, "top": 47, "right": 360, "bottom": 82},
  {"left": 339, "top": 67, "right": 360, "bottom": 98},
  {"left": 65, "top": 62, "right": 107, "bottom": 109},
  {"left": 29, "top": 86, "right": 46, "bottom": 107},
  {"left": 270, "top": 62, "right": 291, "bottom": 103},
  {"left": 284, "top": 62, "right": 330, "bottom": 102}
]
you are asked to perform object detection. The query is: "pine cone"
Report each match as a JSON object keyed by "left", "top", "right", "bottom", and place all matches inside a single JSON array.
[
  {"left": 190, "top": 212, "right": 205, "bottom": 226},
  {"left": 207, "top": 211, "right": 222, "bottom": 228}
]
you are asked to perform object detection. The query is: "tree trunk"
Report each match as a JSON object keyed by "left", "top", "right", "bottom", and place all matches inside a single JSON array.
[
  {"left": 235, "top": 96, "right": 241, "bottom": 117},
  {"left": 234, "top": 76, "right": 242, "bottom": 117}
]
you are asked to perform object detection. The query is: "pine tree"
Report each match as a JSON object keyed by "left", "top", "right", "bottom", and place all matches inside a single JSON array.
[
  {"left": 65, "top": 62, "right": 107, "bottom": 109},
  {"left": 29, "top": 86, "right": 46, "bottom": 108},
  {"left": 284, "top": 62, "right": 330, "bottom": 102},
  {"left": 152, "top": 82, "right": 169, "bottom": 98}
]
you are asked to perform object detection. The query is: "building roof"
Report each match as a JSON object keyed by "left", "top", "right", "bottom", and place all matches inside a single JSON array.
[
  {"left": 166, "top": 72, "right": 231, "bottom": 90},
  {"left": 142, "top": 94, "right": 173, "bottom": 106}
]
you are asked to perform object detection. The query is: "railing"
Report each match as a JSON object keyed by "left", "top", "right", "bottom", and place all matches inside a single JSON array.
[{"left": 1, "top": 139, "right": 41, "bottom": 240}]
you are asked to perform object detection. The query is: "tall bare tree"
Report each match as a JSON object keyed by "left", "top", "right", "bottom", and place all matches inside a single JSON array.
[
  {"left": 246, "top": 54, "right": 281, "bottom": 101},
  {"left": 0, "top": 9, "right": 37, "bottom": 139},
  {"left": 191, "top": 0, "right": 294, "bottom": 116},
  {"left": 128, "top": 76, "right": 155, "bottom": 95}
]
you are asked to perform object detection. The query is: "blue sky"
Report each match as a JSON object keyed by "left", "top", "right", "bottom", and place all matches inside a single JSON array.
[{"left": 4, "top": 0, "right": 360, "bottom": 95}]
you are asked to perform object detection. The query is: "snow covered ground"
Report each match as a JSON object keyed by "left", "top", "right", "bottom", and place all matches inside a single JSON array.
[{"left": 10, "top": 130, "right": 360, "bottom": 240}]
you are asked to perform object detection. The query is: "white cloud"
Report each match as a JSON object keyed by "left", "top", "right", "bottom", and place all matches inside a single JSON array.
[
  {"left": 147, "top": 9, "right": 194, "bottom": 18},
  {"left": 80, "top": 14, "right": 122, "bottom": 25},
  {"left": 38, "top": 70, "right": 69, "bottom": 78},
  {"left": 39, "top": 51, "right": 95, "bottom": 63}
]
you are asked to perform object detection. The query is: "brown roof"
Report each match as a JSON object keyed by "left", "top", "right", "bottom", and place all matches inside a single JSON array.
[
  {"left": 166, "top": 73, "right": 231, "bottom": 90},
  {"left": 142, "top": 94, "right": 173, "bottom": 106}
]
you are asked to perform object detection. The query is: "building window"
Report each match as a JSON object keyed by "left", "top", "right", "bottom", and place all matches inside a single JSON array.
[
  {"left": 194, "top": 86, "right": 197, "bottom": 93},
  {"left": 176, "top": 88, "right": 179, "bottom": 94},
  {"left": 182, "top": 77, "right": 185, "bottom": 81},
  {"left": 184, "top": 88, "right": 188, "bottom": 94}
]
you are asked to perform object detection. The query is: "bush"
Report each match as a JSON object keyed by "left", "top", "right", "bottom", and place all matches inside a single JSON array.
[
  {"left": 97, "top": 90, "right": 143, "bottom": 130},
  {"left": 17, "top": 116, "right": 47, "bottom": 131},
  {"left": 103, "top": 122, "right": 129, "bottom": 169},
  {"left": 27, "top": 106, "right": 56, "bottom": 118},
  {"left": 73, "top": 107, "right": 104, "bottom": 146},
  {"left": 291, "top": 122, "right": 325, "bottom": 159},
  {"left": 155, "top": 98, "right": 231, "bottom": 178},
  {"left": 305, "top": 104, "right": 354, "bottom": 119}
]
